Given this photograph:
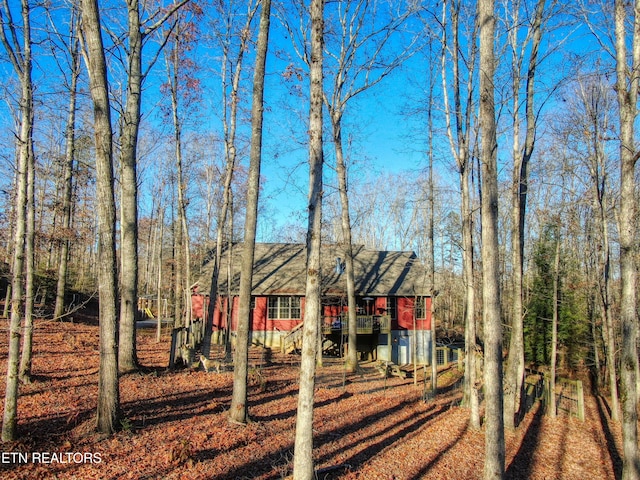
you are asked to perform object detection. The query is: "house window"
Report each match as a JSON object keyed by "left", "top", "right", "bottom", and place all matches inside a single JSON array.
[
  {"left": 415, "top": 296, "right": 427, "bottom": 319},
  {"left": 386, "top": 297, "right": 397, "bottom": 319},
  {"left": 268, "top": 296, "right": 301, "bottom": 319}
]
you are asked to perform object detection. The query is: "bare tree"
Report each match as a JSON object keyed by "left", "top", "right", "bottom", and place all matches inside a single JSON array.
[
  {"left": 427, "top": 73, "right": 438, "bottom": 396},
  {"left": 118, "top": 0, "right": 190, "bottom": 372},
  {"left": 292, "top": 0, "right": 323, "bottom": 477},
  {"left": 279, "top": 0, "right": 417, "bottom": 371},
  {"left": 20, "top": 98, "right": 34, "bottom": 385},
  {"left": 321, "top": 0, "right": 416, "bottom": 373},
  {"left": 117, "top": 0, "right": 144, "bottom": 372},
  {"left": 118, "top": 0, "right": 143, "bottom": 372},
  {"left": 566, "top": 75, "right": 619, "bottom": 420},
  {"left": 80, "top": 0, "right": 121, "bottom": 434},
  {"left": 230, "top": 0, "right": 271, "bottom": 426},
  {"left": 478, "top": 0, "right": 505, "bottom": 477},
  {"left": 614, "top": 0, "right": 640, "bottom": 477},
  {"left": 161, "top": 4, "right": 204, "bottom": 336},
  {"left": 203, "top": 0, "right": 259, "bottom": 358},
  {"left": 50, "top": 4, "right": 82, "bottom": 323},
  {"left": 156, "top": 204, "right": 165, "bottom": 342},
  {"left": 438, "top": 0, "right": 480, "bottom": 429},
  {"left": 548, "top": 223, "right": 560, "bottom": 418},
  {"left": 501, "top": 0, "right": 547, "bottom": 430},
  {"left": 0, "top": 0, "right": 33, "bottom": 441}
]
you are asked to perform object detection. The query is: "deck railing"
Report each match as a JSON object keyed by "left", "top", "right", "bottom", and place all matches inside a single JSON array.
[
  {"left": 281, "top": 322, "right": 305, "bottom": 354},
  {"left": 321, "top": 315, "right": 391, "bottom": 334}
]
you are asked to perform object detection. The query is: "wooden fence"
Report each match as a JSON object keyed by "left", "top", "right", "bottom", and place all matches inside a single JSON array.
[
  {"left": 524, "top": 369, "right": 585, "bottom": 421},
  {"left": 553, "top": 377, "right": 585, "bottom": 421}
]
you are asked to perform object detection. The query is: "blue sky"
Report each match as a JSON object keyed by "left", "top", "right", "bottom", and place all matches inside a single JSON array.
[
  {"left": 257, "top": 66, "right": 429, "bottom": 239},
  {"left": 251, "top": 2, "right": 435, "bottom": 238},
  {"left": 0, "top": 1, "right": 618, "bottom": 251}
]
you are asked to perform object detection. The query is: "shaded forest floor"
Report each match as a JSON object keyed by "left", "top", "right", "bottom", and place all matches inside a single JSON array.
[{"left": 0, "top": 314, "right": 624, "bottom": 479}]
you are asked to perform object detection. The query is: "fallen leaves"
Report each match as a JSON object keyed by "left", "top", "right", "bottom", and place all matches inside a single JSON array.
[{"left": 0, "top": 316, "right": 626, "bottom": 479}]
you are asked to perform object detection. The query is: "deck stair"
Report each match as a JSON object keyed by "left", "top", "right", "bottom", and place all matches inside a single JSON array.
[
  {"left": 281, "top": 322, "right": 342, "bottom": 355},
  {"left": 281, "top": 322, "right": 305, "bottom": 354}
]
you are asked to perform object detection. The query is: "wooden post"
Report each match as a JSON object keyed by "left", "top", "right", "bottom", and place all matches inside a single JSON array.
[
  {"left": 544, "top": 374, "right": 552, "bottom": 416},
  {"left": 576, "top": 380, "right": 585, "bottom": 422},
  {"left": 169, "top": 328, "right": 179, "bottom": 368}
]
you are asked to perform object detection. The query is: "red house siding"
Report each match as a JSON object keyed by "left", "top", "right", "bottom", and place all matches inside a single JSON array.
[
  {"left": 212, "top": 296, "right": 307, "bottom": 332},
  {"left": 191, "top": 293, "right": 205, "bottom": 320},
  {"left": 397, "top": 297, "right": 413, "bottom": 329},
  {"left": 211, "top": 297, "right": 226, "bottom": 331},
  {"left": 323, "top": 304, "right": 343, "bottom": 317},
  {"left": 396, "top": 297, "right": 431, "bottom": 330},
  {"left": 251, "top": 297, "right": 268, "bottom": 330},
  {"left": 421, "top": 297, "right": 431, "bottom": 330},
  {"left": 210, "top": 295, "right": 430, "bottom": 332},
  {"left": 211, "top": 297, "right": 241, "bottom": 331},
  {"left": 374, "top": 297, "right": 386, "bottom": 316}
]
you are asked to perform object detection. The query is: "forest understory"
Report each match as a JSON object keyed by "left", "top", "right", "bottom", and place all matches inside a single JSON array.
[{"left": 0, "top": 312, "right": 625, "bottom": 480}]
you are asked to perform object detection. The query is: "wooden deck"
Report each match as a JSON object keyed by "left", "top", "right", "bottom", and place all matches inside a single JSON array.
[
  {"left": 280, "top": 315, "right": 391, "bottom": 355},
  {"left": 321, "top": 315, "right": 391, "bottom": 335}
]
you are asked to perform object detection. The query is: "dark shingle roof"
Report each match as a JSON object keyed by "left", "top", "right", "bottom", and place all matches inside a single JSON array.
[{"left": 196, "top": 243, "right": 429, "bottom": 297}]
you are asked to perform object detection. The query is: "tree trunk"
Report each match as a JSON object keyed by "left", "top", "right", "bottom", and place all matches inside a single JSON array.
[
  {"left": 440, "top": 0, "right": 479, "bottom": 428},
  {"left": 172, "top": 211, "right": 183, "bottom": 327},
  {"left": 479, "top": 0, "right": 505, "bottom": 477},
  {"left": 1, "top": 0, "right": 32, "bottom": 441},
  {"left": 428, "top": 109, "right": 437, "bottom": 396},
  {"left": 224, "top": 229, "right": 234, "bottom": 358},
  {"left": 230, "top": 0, "right": 271, "bottom": 426},
  {"left": 460, "top": 163, "right": 479, "bottom": 428},
  {"left": 202, "top": 4, "right": 257, "bottom": 357},
  {"left": 81, "top": 0, "right": 121, "bottom": 434},
  {"left": 293, "top": 0, "right": 323, "bottom": 477},
  {"left": 19, "top": 130, "right": 35, "bottom": 384},
  {"left": 118, "top": 0, "right": 144, "bottom": 373},
  {"left": 614, "top": 1, "right": 640, "bottom": 478},
  {"left": 166, "top": 29, "right": 192, "bottom": 330},
  {"left": 156, "top": 207, "right": 165, "bottom": 343},
  {"left": 54, "top": 9, "right": 80, "bottom": 321},
  {"left": 590, "top": 290, "right": 602, "bottom": 392},
  {"left": 503, "top": 0, "right": 545, "bottom": 430},
  {"left": 549, "top": 228, "right": 560, "bottom": 418},
  {"left": 330, "top": 113, "right": 358, "bottom": 373}
]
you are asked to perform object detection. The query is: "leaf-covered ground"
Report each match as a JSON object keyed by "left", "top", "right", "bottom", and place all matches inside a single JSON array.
[{"left": 0, "top": 315, "right": 624, "bottom": 479}]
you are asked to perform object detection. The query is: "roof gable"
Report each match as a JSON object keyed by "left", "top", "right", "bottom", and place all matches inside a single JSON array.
[{"left": 196, "top": 243, "right": 428, "bottom": 297}]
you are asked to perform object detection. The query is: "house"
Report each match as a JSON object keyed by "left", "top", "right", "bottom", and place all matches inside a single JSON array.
[{"left": 195, "top": 242, "right": 432, "bottom": 365}]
